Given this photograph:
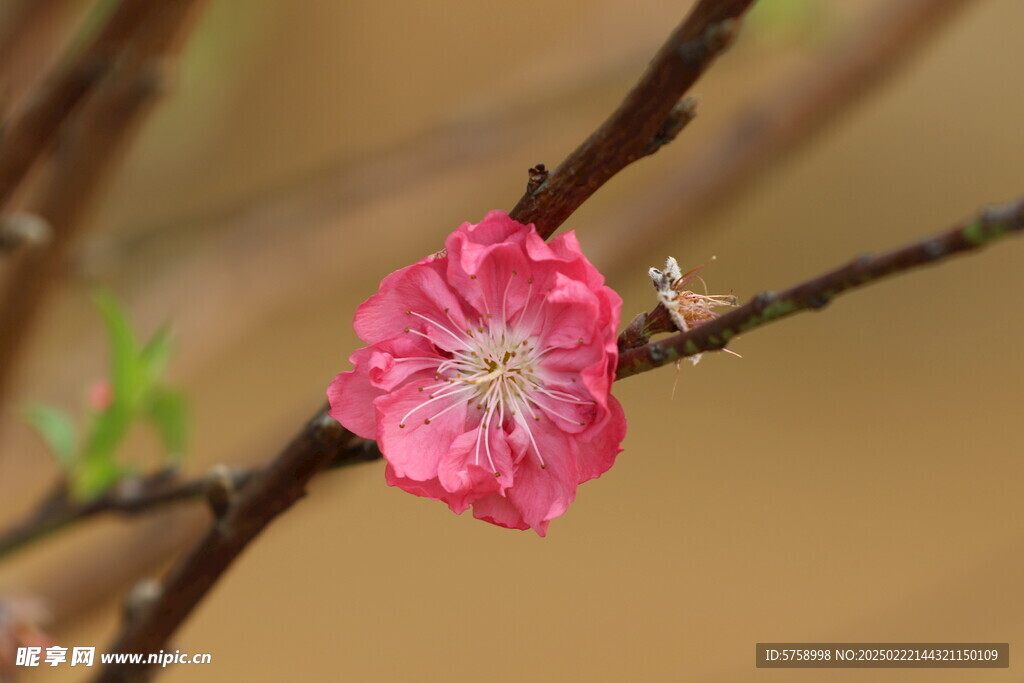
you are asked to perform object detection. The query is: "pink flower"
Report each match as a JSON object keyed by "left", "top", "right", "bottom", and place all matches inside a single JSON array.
[{"left": 328, "top": 211, "right": 625, "bottom": 535}]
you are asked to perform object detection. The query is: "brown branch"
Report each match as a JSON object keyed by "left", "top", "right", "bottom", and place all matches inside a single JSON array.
[
  {"left": 617, "top": 303, "right": 677, "bottom": 351},
  {"left": 588, "top": 0, "right": 977, "bottom": 272},
  {"left": 0, "top": 0, "right": 89, "bottom": 122},
  {"left": 605, "top": 0, "right": 979, "bottom": 344},
  {"left": 93, "top": 5, "right": 762, "bottom": 678},
  {"left": 616, "top": 197, "right": 1024, "bottom": 379},
  {"left": 0, "top": 468, "right": 251, "bottom": 560},
  {"left": 508, "top": 0, "right": 756, "bottom": 238},
  {"left": 0, "top": 0, "right": 209, "bottom": 409},
  {"left": 94, "top": 407, "right": 369, "bottom": 683},
  {"left": 0, "top": 436, "right": 382, "bottom": 561}
]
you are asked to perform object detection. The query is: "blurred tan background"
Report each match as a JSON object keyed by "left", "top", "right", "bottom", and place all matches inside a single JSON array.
[{"left": 2, "top": 0, "right": 1024, "bottom": 680}]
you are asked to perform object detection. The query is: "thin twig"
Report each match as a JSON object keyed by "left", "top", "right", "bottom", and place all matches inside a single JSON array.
[
  {"left": 509, "top": 0, "right": 756, "bottom": 238},
  {"left": 0, "top": 439, "right": 381, "bottom": 561},
  {"left": 0, "top": 0, "right": 209, "bottom": 409},
  {"left": 609, "top": 0, "right": 978, "bottom": 346},
  {"left": 0, "top": 469, "right": 250, "bottom": 560},
  {"left": 616, "top": 197, "right": 1024, "bottom": 379},
  {"left": 588, "top": 0, "right": 977, "bottom": 272}
]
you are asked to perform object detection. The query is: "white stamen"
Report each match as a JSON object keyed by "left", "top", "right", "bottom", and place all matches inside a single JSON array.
[
  {"left": 406, "top": 311, "right": 471, "bottom": 348},
  {"left": 399, "top": 274, "right": 592, "bottom": 470}
]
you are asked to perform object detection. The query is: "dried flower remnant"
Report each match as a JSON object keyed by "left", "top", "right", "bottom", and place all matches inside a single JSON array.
[
  {"left": 649, "top": 256, "right": 738, "bottom": 365},
  {"left": 328, "top": 211, "right": 625, "bottom": 535}
]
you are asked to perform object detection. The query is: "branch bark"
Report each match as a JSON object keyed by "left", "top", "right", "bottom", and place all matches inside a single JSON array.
[
  {"left": 616, "top": 197, "right": 1024, "bottom": 378},
  {"left": 0, "top": 468, "right": 250, "bottom": 560},
  {"left": 509, "top": 0, "right": 757, "bottom": 237}
]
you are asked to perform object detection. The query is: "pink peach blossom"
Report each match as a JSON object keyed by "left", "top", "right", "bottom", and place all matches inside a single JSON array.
[{"left": 328, "top": 211, "right": 625, "bottom": 535}]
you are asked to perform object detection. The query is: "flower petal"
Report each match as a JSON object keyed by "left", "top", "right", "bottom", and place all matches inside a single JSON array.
[
  {"left": 437, "top": 427, "right": 510, "bottom": 499},
  {"left": 327, "top": 336, "right": 440, "bottom": 439},
  {"left": 505, "top": 422, "right": 579, "bottom": 534},
  {"left": 576, "top": 394, "right": 626, "bottom": 483},
  {"left": 354, "top": 260, "right": 469, "bottom": 348},
  {"left": 471, "top": 493, "right": 530, "bottom": 532},
  {"left": 384, "top": 463, "right": 448, "bottom": 501},
  {"left": 445, "top": 213, "right": 534, "bottom": 319},
  {"left": 375, "top": 381, "right": 470, "bottom": 482}
]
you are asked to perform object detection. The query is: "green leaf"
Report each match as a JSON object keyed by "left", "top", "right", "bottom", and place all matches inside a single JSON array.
[
  {"left": 92, "top": 290, "right": 141, "bottom": 409},
  {"left": 145, "top": 388, "right": 188, "bottom": 462},
  {"left": 22, "top": 403, "right": 77, "bottom": 470},
  {"left": 67, "top": 291, "right": 185, "bottom": 498},
  {"left": 81, "top": 409, "right": 129, "bottom": 468},
  {"left": 139, "top": 325, "right": 173, "bottom": 388},
  {"left": 72, "top": 457, "right": 126, "bottom": 500}
]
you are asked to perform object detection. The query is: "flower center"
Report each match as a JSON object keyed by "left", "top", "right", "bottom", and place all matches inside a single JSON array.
[{"left": 396, "top": 285, "right": 594, "bottom": 477}]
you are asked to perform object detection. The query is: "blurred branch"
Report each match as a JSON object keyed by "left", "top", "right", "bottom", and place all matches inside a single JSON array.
[
  {"left": 509, "top": 0, "right": 756, "bottom": 238},
  {"left": 0, "top": 0, "right": 209, "bottom": 409},
  {"left": 0, "top": 0, "right": 89, "bottom": 122},
  {"left": 0, "top": 437, "right": 381, "bottom": 561},
  {"left": 616, "top": 197, "right": 1024, "bottom": 378},
  {"left": 0, "top": 0, "right": 168, "bottom": 209},
  {"left": 589, "top": 0, "right": 977, "bottom": 271}
]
